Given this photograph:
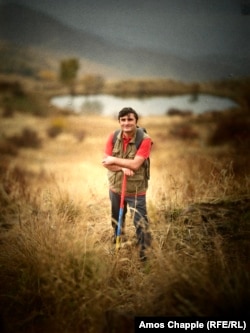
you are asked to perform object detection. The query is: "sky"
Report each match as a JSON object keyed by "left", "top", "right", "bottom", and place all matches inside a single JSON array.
[{"left": 1, "top": 0, "right": 250, "bottom": 58}]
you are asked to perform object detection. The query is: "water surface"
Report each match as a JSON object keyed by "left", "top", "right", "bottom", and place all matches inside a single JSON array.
[{"left": 51, "top": 94, "right": 238, "bottom": 116}]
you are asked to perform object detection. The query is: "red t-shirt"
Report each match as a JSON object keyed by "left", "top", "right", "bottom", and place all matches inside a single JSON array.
[{"left": 104, "top": 132, "right": 152, "bottom": 158}]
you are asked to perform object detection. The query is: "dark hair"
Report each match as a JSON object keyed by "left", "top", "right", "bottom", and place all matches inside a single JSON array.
[{"left": 118, "top": 107, "right": 139, "bottom": 122}]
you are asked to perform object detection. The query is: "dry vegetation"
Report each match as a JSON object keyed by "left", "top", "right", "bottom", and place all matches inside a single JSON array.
[{"left": 0, "top": 80, "right": 250, "bottom": 333}]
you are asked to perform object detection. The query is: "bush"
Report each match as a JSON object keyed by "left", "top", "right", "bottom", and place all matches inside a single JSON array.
[
  {"left": 7, "top": 127, "right": 42, "bottom": 148},
  {"left": 0, "top": 141, "right": 18, "bottom": 156},
  {"left": 170, "top": 123, "right": 199, "bottom": 140},
  {"left": 208, "top": 111, "right": 250, "bottom": 149}
]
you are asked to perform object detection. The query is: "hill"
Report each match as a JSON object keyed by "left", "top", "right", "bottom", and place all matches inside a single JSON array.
[{"left": 0, "top": 3, "right": 249, "bottom": 81}]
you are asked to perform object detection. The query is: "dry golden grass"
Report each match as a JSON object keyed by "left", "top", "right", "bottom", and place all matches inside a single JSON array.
[{"left": 0, "top": 112, "right": 249, "bottom": 332}]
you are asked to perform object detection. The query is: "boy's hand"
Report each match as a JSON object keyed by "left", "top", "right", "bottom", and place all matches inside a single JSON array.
[
  {"left": 102, "top": 156, "right": 116, "bottom": 165},
  {"left": 122, "top": 168, "right": 134, "bottom": 176}
]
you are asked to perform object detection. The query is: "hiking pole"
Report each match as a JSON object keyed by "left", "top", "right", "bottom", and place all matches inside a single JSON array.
[{"left": 116, "top": 173, "right": 127, "bottom": 251}]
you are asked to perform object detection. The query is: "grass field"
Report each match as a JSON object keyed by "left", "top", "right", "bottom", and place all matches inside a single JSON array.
[{"left": 0, "top": 100, "right": 250, "bottom": 332}]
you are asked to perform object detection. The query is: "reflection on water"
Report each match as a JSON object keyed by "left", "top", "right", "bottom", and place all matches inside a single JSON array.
[
  {"left": 81, "top": 100, "right": 103, "bottom": 115},
  {"left": 51, "top": 94, "right": 238, "bottom": 116}
]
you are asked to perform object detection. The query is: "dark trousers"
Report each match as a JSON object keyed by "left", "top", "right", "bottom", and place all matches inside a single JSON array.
[{"left": 109, "top": 190, "right": 151, "bottom": 249}]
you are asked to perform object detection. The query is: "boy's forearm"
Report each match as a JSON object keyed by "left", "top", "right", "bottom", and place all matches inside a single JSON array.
[
  {"left": 112, "top": 157, "right": 134, "bottom": 169},
  {"left": 102, "top": 155, "right": 144, "bottom": 171},
  {"left": 103, "top": 164, "right": 122, "bottom": 172}
]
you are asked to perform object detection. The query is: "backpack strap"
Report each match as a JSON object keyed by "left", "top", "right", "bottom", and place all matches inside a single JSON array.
[
  {"left": 112, "top": 129, "right": 120, "bottom": 148},
  {"left": 135, "top": 127, "right": 146, "bottom": 149},
  {"left": 136, "top": 128, "right": 150, "bottom": 180}
]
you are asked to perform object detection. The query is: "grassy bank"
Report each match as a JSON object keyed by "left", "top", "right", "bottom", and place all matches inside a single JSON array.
[
  {"left": 0, "top": 77, "right": 250, "bottom": 332},
  {"left": 0, "top": 98, "right": 249, "bottom": 332}
]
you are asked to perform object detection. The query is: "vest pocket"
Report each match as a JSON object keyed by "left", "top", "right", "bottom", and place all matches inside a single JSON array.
[
  {"left": 126, "top": 179, "right": 147, "bottom": 194},
  {"left": 108, "top": 171, "right": 122, "bottom": 192}
]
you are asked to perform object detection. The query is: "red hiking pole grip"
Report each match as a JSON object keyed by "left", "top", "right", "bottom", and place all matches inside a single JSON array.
[
  {"left": 116, "top": 173, "right": 127, "bottom": 249},
  {"left": 120, "top": 173, "right": 127, "bottom": 209}
]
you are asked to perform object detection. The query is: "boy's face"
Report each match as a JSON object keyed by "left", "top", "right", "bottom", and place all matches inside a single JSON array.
[{"left": 119, "top": 113, "right": 137, "bottom": 135}]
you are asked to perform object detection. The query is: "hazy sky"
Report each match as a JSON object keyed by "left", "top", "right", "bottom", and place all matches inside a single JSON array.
[{"left": 1, "top": 0, "right": 250, "bottom": 57}]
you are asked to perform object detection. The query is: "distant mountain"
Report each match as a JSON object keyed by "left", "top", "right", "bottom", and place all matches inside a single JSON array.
[{"left": 0, "top": 3, "right": 249, "bottom": 81}]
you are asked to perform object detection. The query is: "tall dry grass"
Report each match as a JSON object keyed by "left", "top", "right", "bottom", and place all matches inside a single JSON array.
[{"left": 0, "top": 113, "right": 249, "bottom": 332}]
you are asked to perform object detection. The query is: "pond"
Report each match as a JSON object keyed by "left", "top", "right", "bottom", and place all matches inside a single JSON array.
[{"left": 50, "top": 94, "right": 238, "bottom": 117}]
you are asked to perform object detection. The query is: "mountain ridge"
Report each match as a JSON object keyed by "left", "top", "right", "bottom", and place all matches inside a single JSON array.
[{"left": 0, "top": 3, "right": 249, "bottom": 81}]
